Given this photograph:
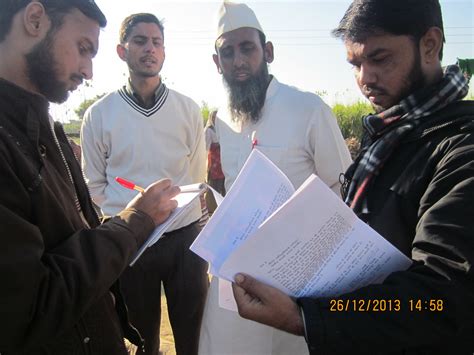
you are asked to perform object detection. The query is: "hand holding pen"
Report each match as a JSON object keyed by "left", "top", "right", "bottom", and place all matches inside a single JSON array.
[{"left": 118, "top": 177, "right": 180, "bottom": 226}]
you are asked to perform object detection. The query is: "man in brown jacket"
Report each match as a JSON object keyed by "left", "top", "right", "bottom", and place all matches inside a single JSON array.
[{"left": 0, "top": 1, "right": 180, "bottom": 353}]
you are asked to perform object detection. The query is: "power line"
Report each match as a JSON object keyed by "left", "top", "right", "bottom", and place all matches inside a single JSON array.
[
  {"left": 275, "top": 42, "right": 474, "bottom": 46},
  {"left": 112, "top": 42, "right": 473, "bottom": 47},
  {"left": 168, "top": 26, "right": 474, "bottom": 33},
  {"left": 168, "top": 33, "right": 474, "bottom": 41}
]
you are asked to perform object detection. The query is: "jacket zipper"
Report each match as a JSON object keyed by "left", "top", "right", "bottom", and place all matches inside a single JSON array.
[
  {"left": 405, "top": 119, "right": 462, "bottom": 143},
  {"left": 48, "top": 117, "right": 91, "bottom": 228},
  {"left": 55, "top": 123, "right": 102, "bottom": 224}
]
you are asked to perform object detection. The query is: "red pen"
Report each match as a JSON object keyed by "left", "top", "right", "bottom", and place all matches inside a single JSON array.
[
  {"left": 115, "top": 177, "right": 145, "bottom": 193},
  {"left": 251, "top": 131, "right": 258, "bottom": 149}
]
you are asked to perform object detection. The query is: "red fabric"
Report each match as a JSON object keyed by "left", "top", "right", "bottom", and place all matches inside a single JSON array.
[{"left": 208, "top": 143, "right": 225, "bottom": 179}]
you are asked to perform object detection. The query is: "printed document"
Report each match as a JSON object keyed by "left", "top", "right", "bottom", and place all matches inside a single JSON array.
[
  {"left": 190, "top": 150, "right": 295, "bottom": 275},
  {"left": 191, "top": 150, "right": 412, "bottom": 304}
]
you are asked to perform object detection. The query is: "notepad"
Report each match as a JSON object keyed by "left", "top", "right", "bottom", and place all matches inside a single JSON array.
[{"left": 130, "top": 183, "right": 206, "bottom": 266}]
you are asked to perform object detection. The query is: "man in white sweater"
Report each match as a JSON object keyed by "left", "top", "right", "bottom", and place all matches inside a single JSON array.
[
  {"left": 81, "top": 13, "right": 208, "bottom": 355},
  {"left": 198, "top": 2, "right": 352, "bottom": 355}
]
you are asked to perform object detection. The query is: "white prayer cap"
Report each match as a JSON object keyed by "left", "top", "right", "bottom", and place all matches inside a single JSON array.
[{"left": 216, "top": 1, "right": 264, "bottom": 40}]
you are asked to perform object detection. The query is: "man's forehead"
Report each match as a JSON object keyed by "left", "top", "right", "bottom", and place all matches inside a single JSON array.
[
  {"left": 345, "top": 32, "right": 412, "bottom": 50},
  {"left": 216, "top": 27, "right": 260, "bottom": 48},
  {"left": 61, "top": 9, "right": 100, "bottom": 49},
  {"left": 344, "top": 39, "right": 366, "bottom": 54},
  {"left": 345, "top": 35, "right": 393, "bottom": 56},
  {"left": 128, "top": 22, "right": 163, "bottom": 39}
]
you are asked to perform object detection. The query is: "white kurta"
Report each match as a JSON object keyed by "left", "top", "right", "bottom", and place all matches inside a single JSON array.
[
  {"left": 81, "top": 87, "right": 206, "bottom": 230},
  {"left": 199, "top": 77, "right": 352, "bottom": 355}
]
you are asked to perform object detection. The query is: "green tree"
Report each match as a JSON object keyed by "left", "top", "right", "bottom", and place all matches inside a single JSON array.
[
  {"left": 74, "top": 93, "right": 106, "bottom": 120},
  {"left": 200, "top": 101, "right": 217, "bottom": 126}
]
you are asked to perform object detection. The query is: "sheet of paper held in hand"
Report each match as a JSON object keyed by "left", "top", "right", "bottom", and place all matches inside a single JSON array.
[
  {"left": 190, "top": 149, "right": 412, "bottom": 310},
  {"left": 129, "top": 183, "right": 206, "bottom": 266}
]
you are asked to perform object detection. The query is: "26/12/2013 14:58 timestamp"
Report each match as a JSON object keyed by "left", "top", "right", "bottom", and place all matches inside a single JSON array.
[{"left": 329, "top": 299, "right": 444, "bottom": 312}]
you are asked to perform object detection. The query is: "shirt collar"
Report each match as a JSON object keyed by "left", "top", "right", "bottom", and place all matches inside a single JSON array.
[
  {"left": 265, "top": 75, "right": 279, "bottom": 101},
  {"left": 124, "top": 79, "right": 166, "bottom": 109}
]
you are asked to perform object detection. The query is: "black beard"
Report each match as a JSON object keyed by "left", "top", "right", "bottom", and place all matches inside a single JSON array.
[
  {"left": 401, "top": 48, "right": 426, "bottom": 102},
  {"left": 373, "top": 48, "right": 426, "bottom": 113},
  {"left": 223, "top": 61, "right": 270, "bottom": 124},
  {"left": 25, "top": 31, "right": 73, "bottom": 103}
]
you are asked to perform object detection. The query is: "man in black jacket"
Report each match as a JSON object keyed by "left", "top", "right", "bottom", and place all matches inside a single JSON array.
[
  {"left": 230, "top": 1, "right": 474, "bottom": 354},
  {"left": 0, "top": 1, "right": 180, "bottom": 354}
]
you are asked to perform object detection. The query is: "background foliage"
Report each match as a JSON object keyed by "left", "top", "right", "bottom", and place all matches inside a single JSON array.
[
  {"left": 74, "top": 93, "right": 106, "bottom": 120},
  {"left": 333, "top": 101, "right": 371, "bottom": 140},
  {"left": 64, "top": 97, "right": 373, "bottom": 157}
]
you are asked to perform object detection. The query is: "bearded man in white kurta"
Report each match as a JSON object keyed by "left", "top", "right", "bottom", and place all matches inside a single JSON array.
[{"left": 198, "top": 2, "right": 352, "bottom": 355}]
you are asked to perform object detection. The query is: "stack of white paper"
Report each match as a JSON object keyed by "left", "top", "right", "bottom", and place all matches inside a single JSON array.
[{"left": 191, "top": 150, "right": 412, "bottom": 301}]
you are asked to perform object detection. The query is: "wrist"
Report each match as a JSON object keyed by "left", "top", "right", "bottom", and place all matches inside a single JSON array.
[{"left": 285, "top": 301, "right": 306, "bottom": 336}]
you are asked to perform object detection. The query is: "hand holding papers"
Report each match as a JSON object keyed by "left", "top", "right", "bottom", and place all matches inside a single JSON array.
[{"left": 191, "top": 150, "right": 412, "bottom": 301}]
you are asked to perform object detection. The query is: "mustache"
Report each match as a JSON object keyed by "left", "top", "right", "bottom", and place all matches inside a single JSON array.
[
  {"left": 231, "top": 65, "right": 252, "bottom": 77},
  {"left": 70, "top": 74, "right": 84, "bottom": 86},
  {"left": 362, "top": 85, "right": 388, "bottom": 97},
  {"left": 140, "top": 55, "right": 157, "bottom": 63}
]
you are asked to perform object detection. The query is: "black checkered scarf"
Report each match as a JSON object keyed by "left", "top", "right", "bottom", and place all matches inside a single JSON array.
[{"left": 342, "top": 65, "right": 469, "bottom": 213}]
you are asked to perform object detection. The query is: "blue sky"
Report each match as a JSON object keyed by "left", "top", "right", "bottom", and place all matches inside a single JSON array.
[{"left": 52, "top": 0, "right": 474, "bottom": 121}]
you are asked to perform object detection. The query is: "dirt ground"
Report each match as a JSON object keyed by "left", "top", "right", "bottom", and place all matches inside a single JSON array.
[{"left": 158, "top": 293, "right": 176, "bottom": 355}]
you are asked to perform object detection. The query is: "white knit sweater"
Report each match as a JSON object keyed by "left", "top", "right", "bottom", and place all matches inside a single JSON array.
[{"left": 81, "top": 86, "right": 206, "bottom": 230}]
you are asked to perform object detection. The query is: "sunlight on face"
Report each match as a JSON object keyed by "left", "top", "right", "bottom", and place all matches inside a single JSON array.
[
  {"left": 120, "top": 22, "right": 165, "bottom": 79},
  {"left": 26, "top": 9, "right": 100, "bottom": 103},
  {"left": 215, "top": 28, "right": 266, "bottom": 83},
  {"left": 345, "top": 34, "right": 425, "bottom": 112}
]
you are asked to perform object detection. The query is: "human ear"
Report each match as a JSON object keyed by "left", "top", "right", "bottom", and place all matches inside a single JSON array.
[
  {"left": 420, "top": 27, "right": 443, "bottom": 64},
  {"left": 264, "top": 41, "right": 274, "bottom": 64},
  {"left": 213, "top": 54, "right": 223, "bottom": 74},
  {"left": 23, "top": 2, "right": 48, "bottom": 37},
  {"left": 116, "top": 44, "right": 127, "bottom": 61}
]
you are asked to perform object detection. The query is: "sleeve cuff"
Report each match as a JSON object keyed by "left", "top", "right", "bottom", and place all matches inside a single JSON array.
[
  {"left": 111, "top": 207, "right": 155, "bottom": 247},
  {"left": 299, "top": 304, "right": 309, "bottom": 342},
  {"left": 297, "top": 297, "right": 328, "bottom": 354}
]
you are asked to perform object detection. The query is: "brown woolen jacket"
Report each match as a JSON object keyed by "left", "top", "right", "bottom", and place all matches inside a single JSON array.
[{"left": 0, "top": 79, "right": 153, "bottom": 354}]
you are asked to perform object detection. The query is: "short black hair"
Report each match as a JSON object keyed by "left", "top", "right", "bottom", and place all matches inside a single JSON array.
[
  {"left": 0, "top": 0, "right": 107, "bottom": 42},
  {"left": 257, "top": 30, "right": 266, "bottom": 48},
  {"left": 119, "top": 13, "right": 164, "bottom": 44},
  {"left": 332, "top": 0, "right": 445, "bottom": 59}
]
